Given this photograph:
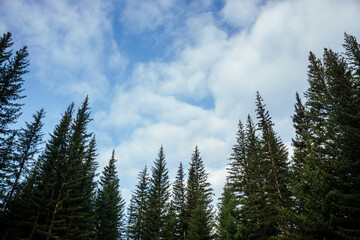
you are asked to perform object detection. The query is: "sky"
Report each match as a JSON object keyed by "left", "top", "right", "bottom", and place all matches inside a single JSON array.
[{"left": 1, "top": 0, "right": 360, "bottom": 205}]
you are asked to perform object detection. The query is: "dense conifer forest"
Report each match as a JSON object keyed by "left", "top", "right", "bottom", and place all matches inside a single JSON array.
[{"left": 0, "top": 31, "right": 359, "bottom": 239}]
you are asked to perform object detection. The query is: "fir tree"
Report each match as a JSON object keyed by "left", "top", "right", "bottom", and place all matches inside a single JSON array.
[
  {"left": 61, "top": 96, "right": 96, "bottom": 239},
  {"left": 0, "top": 32, "right": 29, "bottom": 208},
  {"left": 296, "top": 34, "right": 360, "bottom": 238},
  {"left": 5, "top": 103, "right": 75, "bottom": 239},
  {"left": 127, "top": 166, "right": 150, "bottom": 240},
  {"left": 217, "top": 182, "right": 242, "bottom": 240},
  {"left": 290, "top": 92, "right": 312, "bottom": 236},
  {"left": 186, "top": 146, "right": 214, "bottom": 239},
  {"left": 172, "top": 162, "right": 186, "bottom": 240},
  {"left": 227, "top": 120, "right": 246, "bottom": 200},
  {"left": 162, "top": 201, "right": 178, "bottom": 239},
  {"left": 255, "top": 92, "right": 292, "bottom": 237},
  {"left": 0, "top": 32, "right": 28, "bottom": 137},
  {"left": 95, "top": 150, "right": 125, "bottom": 240},
  {"left": 240, "top": 115, "right": 269, "bottom": 239},
  {"left": 147, "top": 146, "right": 170, "bottom": 240},
  {"left": 1, "top": 109, "right": 45, "bottom": 214}
]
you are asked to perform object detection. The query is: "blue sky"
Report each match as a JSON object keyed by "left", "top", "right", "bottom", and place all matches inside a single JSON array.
[{"left": 1, "top": 0, "right": 360, "bottom": 204}]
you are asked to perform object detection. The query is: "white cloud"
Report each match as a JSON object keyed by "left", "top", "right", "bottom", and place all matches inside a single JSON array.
[
  {"left": 101, "top": 0, "right": 360, "bottom": 205},
  {"left": 221, "top": 0, "right": 262, "bottom": 27},
  {"left": 1, "top": 0, "right": 126, "bottom": 100}
]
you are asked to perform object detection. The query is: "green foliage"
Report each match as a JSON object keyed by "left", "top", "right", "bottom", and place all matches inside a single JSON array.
[
  {"left": 186, "top": 146, "right": 214, "bottom": 240},
  {"left": 95, "top": 150, "right": 125, "bottom": 240},
  {"left": 0, "top": 31, "right": 29, "bottom": 211},
  {"left": 255, "top": 92, "right": 292, "bottom": 237},
  {"left": 172, "top": 162, "right": 187, "bottom": 240},
  {"left": 147, "top": 146, "right": 171, "bottom": 239},
  {"left": 127, "top": 166, "right": 150, "bottom": 240},
  {"left": 217, "top": 183, "right": 242, "bottom": 240},
  {"left": 292, "top": 33, "right": 360, "bottom": 239}
]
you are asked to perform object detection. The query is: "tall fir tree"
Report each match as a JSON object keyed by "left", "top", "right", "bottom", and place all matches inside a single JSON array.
[
  {"left": 1, "top": 109, "right": 45, "bottom": 214},
  {"left": 162, "top": 200, "right": 178, "bottom": 239},
  {"left": 127, "top": 166, "right": 150, "bottom": 240},
  {"left": 290, "top": 92, "right": 312, "bottom": 236},
  {"left": 255, "top": 92, "right": 292, "bottom": 237},
  {"left": 217, "top": 182, "right": 242, "bottom": 240},
  {"left": 172, "top": 162, "right": 186, "bottom": 240},
  {"left": 95, "top": 150, "right": 125, "bottom": 240},
  {"left": 0, "top": 32, "right": 29, "bottom": 208},
  {"left": 186, "top": 146, "right": 214, "bottom": 240},
  {"left": 62, "top": 96, "right": 96, "bottom": 239},
  {"left": 294, "top": 33, "right": 360, "bottom": 239},
  {"left": 241, "top": 115, "right": 270, "bottom": 239},
  {"left": 4, "top": 103, "right": 75, "bottom": 239},
  {"left": 226, "top": 120, "right": 247, "bottom": 200},
  {"left": 147, "top": 146, "right": 170, "bottom": 240}
]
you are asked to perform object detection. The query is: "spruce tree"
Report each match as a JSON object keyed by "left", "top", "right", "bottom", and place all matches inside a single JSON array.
[
  {"left": 295, "top": 34, "right": 360, "bottom": 238},
  {"left": 217, "top": 182, "right": 242, "bottom": 240},
  {"left": 61, "top": 96, "right": 96, "bottom": 239},
  {"left": 226, "top": 120, "right": 246, "bottom": 200},
  {"left": 127, "top": 166, "right": 150, "bottom": 240},
  {"left": 290, "top": 92, "right": 312, "bottom": 236},
  {"left": 147, "top": 146, "right": 170, "bottom": 240},
  {"left": 0, "top": 32, "right": 29, "bottom": 208},
  {"left": 172, "top": 162, "right": 186, "bottom": 240},
  {"left": 186, "top": 146, "right": 214, "bottom": 239},
  {"left": 5, "top": 103, "right": 75, "bottom": 239},
  {"left": 162, "top": 201, "right": 178, "bottom": 239},
  {"left": 1, "top": 109, "right": 45, "bottom": 214},
  {"left": 0, "top": 32, "right": 28, "bottom": 137},
  {"left": 95, "top": 150, "right": 125, "bottom": 240},
  {"left": 240, "top": 115, "right": 270, "bottom": 239},
  {"left": 255, "top": 92, "right": 292, "bottom": 237}
]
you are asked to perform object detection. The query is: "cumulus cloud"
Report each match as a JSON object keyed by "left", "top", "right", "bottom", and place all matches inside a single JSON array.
[
  {"left": 221, "top": 0, "right": 263, "bottom": 27},
  {"left": 0, "top": 0, "right": 126, "bottom": 100},
  {"left": 101, "top": 0, "right": 360, "bottom": 204}
]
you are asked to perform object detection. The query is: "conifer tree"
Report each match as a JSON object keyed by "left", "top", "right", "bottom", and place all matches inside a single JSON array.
[
  {"left": 226, "top": 120, "right": 246, "bottom": 200},
  {"left": 95, "top": 150, "right": 125, "bottom": 240},
  {"left": 290, "top": 92, "right": 312, "bottom": 236},
  {"left": 186, "top": 146, "right": 214, "bottom": 239},
  {"left": 162, "top": 201, "right": 178, "bottom": 239},
  {"left": 240, "top": 115, "right": 270, "bottom": 239},
  {"left": 61, "top": 96, "right": 96, "bottom": 239},
  {"left": 0, "top": 32, "right": 29, "bottom": 207},
  {"left": 295, "top": 34, "right": 360, "bottom": 238},
  {"left": 172, "top": 162, "right": 186, "bottom": 240},
  {"left": 4, "top": 103, "right": 75, "bottom": 239},
  {"left": 82, "top": 135, "right": 99, "bottom": 236},
  {"left": 217, "top": 182, "right": 242, "bottom": 240},
  {"left": 147, "top": 146, "right": 170, "bottom": 239},
  {"left": 255, "top": 92, "right": 292, "bottom": 237},
  {"left": 1, "top": 109, "right": 45, "bottom": 214},
  {"left": 127, "top": 166, "right": 150, "bottom": 240},
  {"left": 0, "top": 32, "right": 28, "bottom": 137},
  {"left": 38, "top": 103, "right": 75, "bottom": 240}
]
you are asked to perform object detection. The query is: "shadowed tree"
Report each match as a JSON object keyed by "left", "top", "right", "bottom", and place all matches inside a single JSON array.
[
  {"left": 186, "top": 146, "right": 214, "bottom": 240},
  {"left": 95, "top": 150, "right": 125, "bottom": 240},
  {"left": 147, "top": 146, "right": 170, "bottom": 240}
]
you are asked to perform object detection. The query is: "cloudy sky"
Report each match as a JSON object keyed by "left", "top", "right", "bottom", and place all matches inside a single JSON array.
[{"left": 1, "top": 0, "right": 360, "bottom": 204}]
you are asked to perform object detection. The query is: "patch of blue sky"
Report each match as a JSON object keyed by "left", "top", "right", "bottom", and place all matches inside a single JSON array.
[{"left": 187, "top": 94, "right": 215, "bottom": 110}]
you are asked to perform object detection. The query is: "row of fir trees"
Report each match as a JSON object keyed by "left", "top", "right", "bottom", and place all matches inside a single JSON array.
[
  {"left": 218, "top": 33, "right": 360, "bottom": 240},
  {"left": 1, "top": 31, "right": 359, "bottom": 239}
]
